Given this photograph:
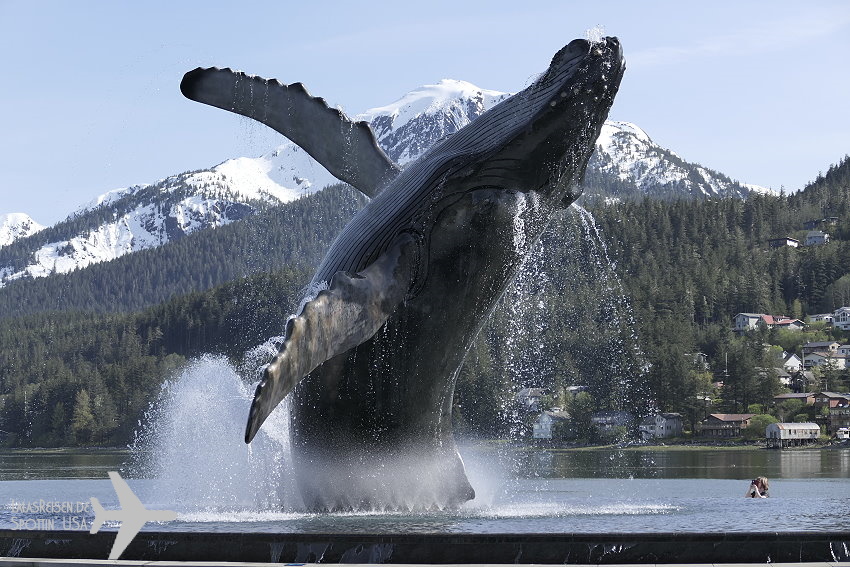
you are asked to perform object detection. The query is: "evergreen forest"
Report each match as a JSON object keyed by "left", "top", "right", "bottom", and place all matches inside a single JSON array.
[{"left": 1, "top": 157, "right": 849, "bottom": 447}]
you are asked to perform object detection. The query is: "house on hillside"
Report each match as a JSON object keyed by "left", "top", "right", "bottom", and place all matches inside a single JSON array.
[
  {"left": 733, "top": 313, "right": 803, "bottom": 333},
  {"left": 802, "top": 341, "right": 840, "bottom": 356},
  {"left": 563, "top": 385, "right": 588, "bottom": 398},
  {"left": 767, "top": 237, "right": 800, "bottom": 248},
  {"left": 814, "top": 392, "right": 850, "bottom": 409},
  {"left": 773, "top": 392, "right": 815, "bottom": 406},
  {"left": 770, "top": 316, "right": 805, "bottom": 331},
  {"left": 805, "top": 230, "right": 830, "bottom": 246},
  {"left": 808, "top": 313, "right": 835, "bottom": 325},
  {"left": 803, "top": 351, "right": 848, "bottom": 370},
  {"left": 803, "top": 219, "right": 821, "bottom": 230},
  {"left": 765, "top": 422, "right": 820, "bottom": 448},
  {"left": 733, "top": 313, "right": 763, "bottom": 332},
  {"left": 782, "top": 352, "right": 803, "bottom": 372},
  {"left": 774, "top": 367, "right": 792, "bottom": 387},
  {"left": 698, "top": 413, "right": 756, "bottom": 437},
  {"left": 533, "top": 410, "right": 571, "bottom": 440},
  {"left": 515, "top": 388, "right": 545, "bottom": 412},
  {"left": 834, "top": 307, "right": 850, "bottom": 330},
  {"left": 639, "top": 413, "right": 683, "bottom": 440},
  {"left": 790, "top": 370, "right": 816, "bottom": 393}
]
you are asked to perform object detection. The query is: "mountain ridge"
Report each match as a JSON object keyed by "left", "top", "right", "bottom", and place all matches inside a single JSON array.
[{"left": 1, "top": 78, "right": 769, "bottom": 286}]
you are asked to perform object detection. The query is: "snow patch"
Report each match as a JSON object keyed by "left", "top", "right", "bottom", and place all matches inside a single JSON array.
[{"left": 0, "top": 213, "right": 44, "bottom": 246}]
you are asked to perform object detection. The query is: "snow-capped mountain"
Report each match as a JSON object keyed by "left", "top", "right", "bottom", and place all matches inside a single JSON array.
[
  {"left": 357, "top": 79, "right": 511, "bottom": 165},
  {"left": 587, "top": 121, "right": 770, "bottom": 200},
  {"left": 0, "top": 213, "right": 44, "bottom": 247},
  {"left": 0, "top": 78, "right": 768, "bottom": 287}
]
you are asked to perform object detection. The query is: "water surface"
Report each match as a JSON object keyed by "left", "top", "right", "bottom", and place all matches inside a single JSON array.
[{"left": 1, "top": 446, "right": 848, "bottom": 534}]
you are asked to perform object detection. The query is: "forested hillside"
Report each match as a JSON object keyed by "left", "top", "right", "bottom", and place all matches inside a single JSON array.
[
  {"left": 0, "top": 185, "right": 366, "bottom": 317},
  {"left": 1, "top": 157, "right": 848, "bottom": 447},
  {"left": 590, "top": 157, "right": 850, "bottom": 424}
]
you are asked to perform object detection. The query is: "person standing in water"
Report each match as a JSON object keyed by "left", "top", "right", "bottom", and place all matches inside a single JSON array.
[{"left": 745, "top": 476, "right": 769, "bottom": 498}]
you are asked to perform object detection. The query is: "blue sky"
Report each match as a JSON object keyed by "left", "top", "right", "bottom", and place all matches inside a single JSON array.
[{"left": 2, "top": 1, "right": 849, "bottom": 225}]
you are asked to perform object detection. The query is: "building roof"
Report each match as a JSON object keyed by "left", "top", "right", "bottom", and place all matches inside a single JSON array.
[
  {"left": 807, "top": 352, "right": 848, "bottom": 360},
  {"left": 770, "top": 422, "right": 820, "bottom": 430},
  {"left": 639, "top": 412, "right": 682, "bottom": 425},
  {"left": 708, "top": 413, "right": 756, "bottom": 422},
  {"left": 516, "top": 387, "right": 545, "bottom": 398},
  {"left": 817, "top": 392, "right": 850, "bottom": 399},
  {"left": 804, "top": 341, "right": 840, "bottom": 348},
  {"left": 774, "top": 392, "right": 814, "bottom": 400},
  {"left": 539, "top": 410, "right": 570, "bottom": 421}
]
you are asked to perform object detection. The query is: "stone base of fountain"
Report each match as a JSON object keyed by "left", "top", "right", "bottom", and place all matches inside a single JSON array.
[{"left": 2, "top": 530, "right": 848, "bottom": 564}]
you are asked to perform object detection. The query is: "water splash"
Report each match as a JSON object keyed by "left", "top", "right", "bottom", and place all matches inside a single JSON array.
[
  {"left": 129, "top": 355, "right": 299, "bottom": 512},
  {"left": 585, "top": 25, "right": 606, "bottom": 46},
  {"left": 494, "top": 202, "right": 646, "bottom": 437}
]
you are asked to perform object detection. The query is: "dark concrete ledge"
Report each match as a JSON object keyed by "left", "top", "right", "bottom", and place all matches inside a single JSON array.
[{"left": 1, "top": 530, "right": 849, "bottom": 564}]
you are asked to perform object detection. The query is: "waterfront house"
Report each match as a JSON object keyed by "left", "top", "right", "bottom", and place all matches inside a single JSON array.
[
  {"left": 639, "top": 413, "right": 683, "bottom": 440},
  {"left": 836, "top": 427, "right": 850, "bottom": 440},
  {"left": 591, "top": 410, "right": 634, "bottom": 433},
  {"left": 533, "top": 410, "right": 571, "bottom": 440},
  {"left": 698, "top": 413, "right": 756, "bottom": 437},
  {"left": 765, "top": 422, "right": 821, "bottom": 448},
  {"left": 828, "top": 406, "right": 850, "bottom": 437}
]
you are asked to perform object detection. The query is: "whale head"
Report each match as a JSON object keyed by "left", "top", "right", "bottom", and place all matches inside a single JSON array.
[{"left": 464, "top": 36, "right": 625, "bottom": 207}]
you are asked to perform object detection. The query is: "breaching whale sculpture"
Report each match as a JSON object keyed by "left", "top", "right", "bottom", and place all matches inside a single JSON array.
[{"left": 181, "top": 36, "right": 624, "bottom": 510}]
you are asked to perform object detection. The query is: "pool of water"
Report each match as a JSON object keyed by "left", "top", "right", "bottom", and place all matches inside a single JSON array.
[{"left": 1, "top": 446, "right": 848, "bottom": 534}]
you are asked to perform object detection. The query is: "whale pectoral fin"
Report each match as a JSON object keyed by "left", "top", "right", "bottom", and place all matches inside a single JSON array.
[
  {"left": 245, "top": 234, "right": 417, "bottom": 443},
  {"left": 181, "top": 67, "right": 400, "bottom": 198}
]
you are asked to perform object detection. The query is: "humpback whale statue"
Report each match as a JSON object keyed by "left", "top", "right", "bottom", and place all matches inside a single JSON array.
[{"left": 181, "top": 37, "right": 624, "bottom": 510}]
